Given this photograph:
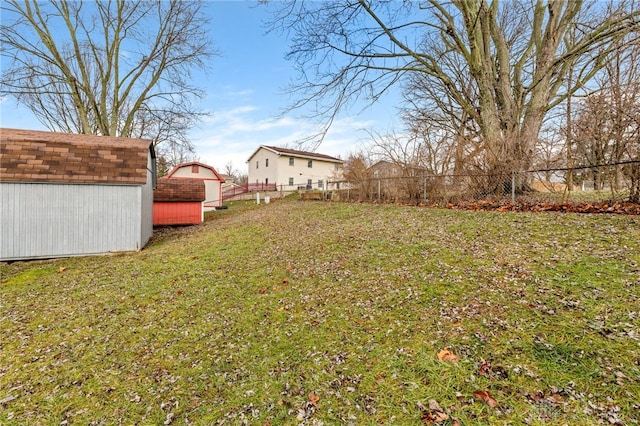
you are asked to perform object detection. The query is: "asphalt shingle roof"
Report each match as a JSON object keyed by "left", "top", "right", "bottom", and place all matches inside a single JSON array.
[
  {"left": 259, "top": 145, "right": 343, "bottom": 163},
  {"left": 154, "top": 178, "right": 205, "bottom": 202},
  {"left": 0, "top": 128, "right": 153, "bottom": 185}
]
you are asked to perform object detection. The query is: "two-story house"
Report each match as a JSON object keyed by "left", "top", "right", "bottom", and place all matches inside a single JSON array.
[{"left": 247, "top": 145, "right": 343, "bottom": 191}]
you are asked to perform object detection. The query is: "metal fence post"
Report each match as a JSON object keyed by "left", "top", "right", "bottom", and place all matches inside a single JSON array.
[
  {"left": 511, "top": 171, "right": 516, "bottom": 204},
  {"left": 423, "top": 174, "right": 427, "bottom": 201}
]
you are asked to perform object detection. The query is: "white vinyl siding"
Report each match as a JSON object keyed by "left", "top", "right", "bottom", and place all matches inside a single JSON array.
[
  {"left": 0, "top": 182, "right": 147, "bottom": 260},
  {"left": 247, "top": 146, "right": 343, "bottom": 190}
]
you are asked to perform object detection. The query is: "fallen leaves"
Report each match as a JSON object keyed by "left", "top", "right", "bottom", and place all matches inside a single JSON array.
[
  {"left": 307, "top": 392, "right": 320, "bottom": 406},
  {"left": 3, "top": 200, "right": 639, "bottom": 424},
  {"left": 258, "top": 265, "right": 293, "bottom": 295},
  {"left": 437, "top": 348, "right": 459, "bottom": 363},
  {"left": 473, "top": 390, "right": 499, "bottom": 408},
  {"left": 419, "top": 400, "right": 449, "bottom": 424},
  {"left": 446, "top": 200, "right": 640, "bottom": 215},
  {"left": 525, "top": 390, "right": 565, "bottom": 407},
  {"left": 477, "top": 360, "right": 508, "bottom": 380}
]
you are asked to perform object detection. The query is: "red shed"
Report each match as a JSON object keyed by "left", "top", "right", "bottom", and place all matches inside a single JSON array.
[{"left": 153, "top": 178, "right": 205, "bottom": 225}]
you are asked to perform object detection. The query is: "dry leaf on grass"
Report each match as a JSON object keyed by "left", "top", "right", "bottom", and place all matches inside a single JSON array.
[
  {"left": 473, "top": 390, "right": 498, "bottom": 408},
  {"left": 437, "top": 348, "right": 459, "bottom": 362},
  {"left": 419, "top": 400, "right": 449, "bottom": 424},
  {"left": 308, "top": 392, "right": 320, "bottom": 406},
  {"left": 478, "top": 360, "right": 492, "bottom": 376},
  {"left": 421, "top": 409, "right": 449, "bottom": 424}
]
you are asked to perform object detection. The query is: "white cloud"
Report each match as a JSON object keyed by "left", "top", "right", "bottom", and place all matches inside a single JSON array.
[{"left": 190, "top": 102, "right": 398, "bottom": 173}]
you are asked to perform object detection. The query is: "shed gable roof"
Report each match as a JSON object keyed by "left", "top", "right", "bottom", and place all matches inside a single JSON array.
[
  {"left": 0, "top": 128, "right": 153, "bottom": 185},
  {"left": 166, "top": 161, "right": 225, "bottom": 182},
  {"left": 154, "top": 178, "right": 205, "bottom": 202},
  {"left": 248, "top": 145, "right": 343, "bottom": 164}
]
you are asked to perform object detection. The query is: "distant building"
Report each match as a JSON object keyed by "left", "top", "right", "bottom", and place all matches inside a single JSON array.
[
  {"left": 164, "top": 162, "right": 225, "bottom": 210},
  {"left": 247, "top": 145, "right": 343, "bottom": 191},
  {"left": 0, "top": 128, "right": 156, "bottom": 260}
]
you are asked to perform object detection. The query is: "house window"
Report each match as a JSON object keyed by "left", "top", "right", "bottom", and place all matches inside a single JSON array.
[
  {"left": 308, "top": 159, "right": 313, "bottom": 168},
  {"left": 334, "top": 164, "right": 339, "bottom": 171},
  {"left": 256, "top": 160, "right": 259, "bottom": 169},
  {"left": 265, "top": 178, "right": 269, "bottom": 185},
  {"left": 307, "top": 179, "right": 312, "bottom": 187},
  {"left": 192, "top": 164, "right": 199, "bottom": 173},
  {"left": 288, "top": 177, "right": 294, "bottom": 186},
  {"left": 318, "top": 179, "right": 323, "bottom": 189},
  {"left": 266, "top": 158, "right": 269, "bottom": 167},
  {"left": 289, "top": 157, "right": 294, "bottom": 166}
]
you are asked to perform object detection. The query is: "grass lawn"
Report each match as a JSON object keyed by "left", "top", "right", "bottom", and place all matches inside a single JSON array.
[{"left": 1, "top": 199, "right": 639, "bottom": 425}]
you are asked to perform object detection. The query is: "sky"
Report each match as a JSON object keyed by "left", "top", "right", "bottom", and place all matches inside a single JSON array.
[{"left": 0, "top": 1, "right": 402, "bottom": 175}]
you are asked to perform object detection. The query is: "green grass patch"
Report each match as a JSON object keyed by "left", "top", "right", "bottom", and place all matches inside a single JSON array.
[
  {"left": 2, "top": 266, "right": 59, "bottom": 287},
  {"left": 1, "top": 200, "right": 639, "bottom": 425}
]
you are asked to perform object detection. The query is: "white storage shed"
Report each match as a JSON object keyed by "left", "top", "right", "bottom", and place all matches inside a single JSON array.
[{"left": 0, "top": 128, "right": 156, "bottom": 261}]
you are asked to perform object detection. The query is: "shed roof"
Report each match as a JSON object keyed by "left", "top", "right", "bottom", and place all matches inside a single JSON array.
[
  {"left": 247, "top": 145, "right": 343, "bottom": 163},
  {"left": 154, "top": 178, "right": 205, "bottom": 202},
  {"left": 0, "top": 128, "right": 153, "bottom": 185},
  {"left": 166, "top": 161, "right": 226, "bottom": 182}
]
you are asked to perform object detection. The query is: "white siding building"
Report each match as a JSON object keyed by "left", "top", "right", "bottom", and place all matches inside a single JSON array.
[
  {"left": 0, "top": 128, "right": 156, "bottom": 261},
  {"left": 164, "top": 162, "right": 225, "bottom": 210},
  {"left": 247, "top": 145, "right": 343, "bottom": 191}
]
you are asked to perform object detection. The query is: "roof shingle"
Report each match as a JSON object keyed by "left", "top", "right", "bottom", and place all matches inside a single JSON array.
[
  {"left": 252, "top": 145, "right": 343, "bottom": 163},
  {"left": 0, "top": 128, "right": 153, "bottom": 185},
  {"left": 154, "top": 178, "right": 205, "bottom": 202}
]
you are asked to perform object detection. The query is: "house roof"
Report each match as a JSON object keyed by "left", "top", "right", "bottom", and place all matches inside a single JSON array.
[
  {"left": 0, "top": 128, "right": 154, "bottom": 185},
  {"left": 166, "top": 161, "right": 225, "bottom": 182},
  {"left": 154, "top": 178, "right": 205, "bottom": 202},
  {"left": 247, "top": 145, "right": 343, "bottom": 163}
]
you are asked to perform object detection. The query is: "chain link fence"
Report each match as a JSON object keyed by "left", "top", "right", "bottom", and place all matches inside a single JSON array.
[{"left": 327, "top": 160, "right": 640, "bottom": 207}]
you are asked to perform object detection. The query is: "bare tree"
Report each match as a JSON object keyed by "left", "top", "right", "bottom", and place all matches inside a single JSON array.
[
  {"left": 342, "top": 152, "right": 375, "bottom": 201},
  {"left": 570, "top": 33, "right": 640, "bottom": 197},
  {"left": 223, "top": 161, "right": 236, "bottom": 179},
  {"left": 267, "top": 0, "right": 639, "bottom": 192},
  {"left": 223, "top": 161, "right": 249, "bottom": 185},
  {"left": 1, "top": 0, "right": 214, "bottom": 158}
]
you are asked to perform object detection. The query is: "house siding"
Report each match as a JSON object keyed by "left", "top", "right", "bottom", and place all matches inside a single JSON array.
[
  {"left": 250, "top": 148, "right": 277, "bottom": 186},
  {"left": 248, "top": 146, "right": 343, "bottom": 191},
  {"left": 1, "top": 182, "right": 144, "bottom": 260}
]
